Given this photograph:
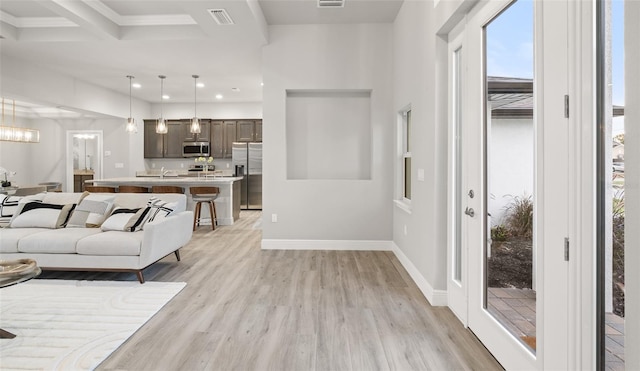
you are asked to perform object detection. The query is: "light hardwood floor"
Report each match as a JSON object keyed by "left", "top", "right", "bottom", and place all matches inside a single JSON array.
[{"left": 40, "top": 211, "right": 503, "bottom": 370}]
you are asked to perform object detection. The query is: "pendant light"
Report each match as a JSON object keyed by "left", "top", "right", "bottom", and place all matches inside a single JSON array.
[
  {"left": 125, "top": 75, "right": 137, "bottom": 133},
  {"left": 190, "top": 74, "right": 201, "bottom": 134},
  {"left": 156, "top": 75, "right": 168, "bottom": 134}
]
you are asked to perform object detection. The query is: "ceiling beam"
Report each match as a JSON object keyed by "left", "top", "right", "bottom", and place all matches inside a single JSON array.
[{"left": 34, "top": 0, "right": 120, "bottom": 40}]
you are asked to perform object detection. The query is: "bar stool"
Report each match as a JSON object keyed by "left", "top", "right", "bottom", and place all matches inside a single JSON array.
[
  {"left": 190, "top": 186, "right": 219, "bottom": 231},
  {"left": 151, "top": 186, "right": 184, "bottom": 194},
  {"left": 84, "top": 186, "right": 116, "bottom": 193},
  {"left": 118, "top": 185, "right": 149, "bottom": 193}
]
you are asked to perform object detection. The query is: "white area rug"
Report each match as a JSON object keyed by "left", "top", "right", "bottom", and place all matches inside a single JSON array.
[{"left": 0, "top": 279, "right": 186, "bottom": 370}]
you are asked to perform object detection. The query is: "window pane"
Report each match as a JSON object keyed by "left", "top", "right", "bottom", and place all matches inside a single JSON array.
[{"left": 404, "top": 157, "right": 411, "bottom": 200}]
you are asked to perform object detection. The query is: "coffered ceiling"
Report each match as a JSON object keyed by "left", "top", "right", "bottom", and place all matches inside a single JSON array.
[{"left": 0, "top": 0, "right": 402, "bottom": 113}]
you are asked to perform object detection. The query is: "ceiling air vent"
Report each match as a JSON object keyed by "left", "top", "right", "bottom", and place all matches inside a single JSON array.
[
  {"left": 317, "top": 0, "right": 345, "bottom": 8},
  {"left": 208, "top": 9, "right": 234, "bottom": 25}
]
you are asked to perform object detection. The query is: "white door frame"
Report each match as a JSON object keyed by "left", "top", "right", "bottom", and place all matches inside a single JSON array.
[
  {"left": 65, "top": 130, "right": 103, "bottom": 192},
  {"left": 447, "top": 19, "right": 468, "bottom": 326}
]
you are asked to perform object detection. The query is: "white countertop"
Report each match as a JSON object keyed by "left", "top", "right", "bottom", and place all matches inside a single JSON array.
[{"left": 90, "top": 176, "right": 243, "bottom": 185}]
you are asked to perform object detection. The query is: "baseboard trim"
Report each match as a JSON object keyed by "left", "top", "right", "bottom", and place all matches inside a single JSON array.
[
  {"left": 261, "top": 239, "right": 393, "bottom": 251},
  {"left": 391, "top": 242, "right": 448, "bottom": 307}
]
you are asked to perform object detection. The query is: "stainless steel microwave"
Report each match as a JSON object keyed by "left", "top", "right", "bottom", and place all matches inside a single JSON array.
[{"left": 182, "top": 141, "right": 210, "bottom": 157}]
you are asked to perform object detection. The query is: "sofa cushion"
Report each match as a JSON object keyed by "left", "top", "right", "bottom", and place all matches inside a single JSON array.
[
  {"left": 0, "top": 228, "right": 49, "bottom": 253},
  {"left": 10, "top": 202, "right": 75, "bottom": 229},
  {"left": 101, "top": 207, "right": 150, "bottom": 232},
  {"left": 67, "top": 194, "right": 115, "bottom": 228},
  {"left": 17, "top": 228, "right": 102, "bottom": 254},
  {"left": 76, "top": 231, "right": 144, "bottom": 256}
]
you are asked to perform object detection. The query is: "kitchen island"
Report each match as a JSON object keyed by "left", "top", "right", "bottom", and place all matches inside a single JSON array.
[{"left": 89, "top": 176, "right": 243, "bottom": 226}]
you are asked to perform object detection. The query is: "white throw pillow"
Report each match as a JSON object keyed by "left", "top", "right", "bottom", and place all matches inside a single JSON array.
[
  {"left": 1, "top": 193, "right": 46, "bottom": 227},
  {"left": 9, "top": 201, "right": 75, "bottom": 229},
  {"left": 67, "top": 194, "right": 116, "bottom": 228},
  {"left": 145, "top": 197, "right": 178, "bottom": 224},
  {"left": 101, "top": 207, "right": 150, "bottom": 232}
]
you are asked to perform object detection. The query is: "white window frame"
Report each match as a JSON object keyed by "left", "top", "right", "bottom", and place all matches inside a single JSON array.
[{"left": 395, "top": 105, "right": 412, "bottom": 213}]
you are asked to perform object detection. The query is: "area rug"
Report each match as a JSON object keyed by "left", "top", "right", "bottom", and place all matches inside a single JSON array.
[{"left": 0, "top": 279, "right": 186, "bottom": 370}]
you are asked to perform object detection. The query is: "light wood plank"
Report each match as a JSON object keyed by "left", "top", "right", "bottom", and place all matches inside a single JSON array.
[{"left": 38, "top": 211, "right": 502, "bottom": 371}]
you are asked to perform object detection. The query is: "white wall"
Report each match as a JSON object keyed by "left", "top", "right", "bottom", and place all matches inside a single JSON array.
[
  {"left": 0, "top": 54, "right": 151, "bottom": 184},
  {"left": 392, "top": 1, "right": 450, "bottom": 295},
  {"left": 262, "top": 23, "right": 393, "bottom": 242},
  {"left": 152, "top": 102, "right": 262, "bottom": 120},
  {"left": 0, "top": 117, "right": 136, "bottom": 189},
  {"left": 488, "top": 118, "right": 534, "bottom": 224}
]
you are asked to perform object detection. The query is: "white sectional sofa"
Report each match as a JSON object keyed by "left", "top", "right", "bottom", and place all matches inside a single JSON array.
[{"left": 0, "top": 192, "right": 193, "bottom": 283}]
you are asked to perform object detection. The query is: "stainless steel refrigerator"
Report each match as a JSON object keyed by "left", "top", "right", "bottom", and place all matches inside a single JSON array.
[{"left": 232, "top": 142, "right": 262, "bottom": 210}]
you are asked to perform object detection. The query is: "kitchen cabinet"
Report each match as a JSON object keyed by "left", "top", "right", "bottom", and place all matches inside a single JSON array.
[
  {"left": 236, "top": 120, "right": 255, "bottom": 142},
  {"left": 74, "top": 171, "right": 93, "bottom": 192},
  {"left": 224, "top": 121, "right": 237, "bottom": 158},
  {"left": 211, "top": 120, "right": 239, "bottom": 159},
  {"left": 211, "top": 121, "right": 225, "bottom": 158},
  {"left": 255, "top": 120, "right": 262, "bottom": 142},
  {"left": 182, "top": 119, "right": 210, "bottom": 142},
  {"left": 235, "top": 120, "right": 262, "bottom": 143},
  {"left": 144, "top": 119, "right": 183, "bottom": 158}
]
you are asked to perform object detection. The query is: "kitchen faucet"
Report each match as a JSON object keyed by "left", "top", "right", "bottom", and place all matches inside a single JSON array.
[{"left": 160, "top": 166, "right": 170, "bottom": 178}]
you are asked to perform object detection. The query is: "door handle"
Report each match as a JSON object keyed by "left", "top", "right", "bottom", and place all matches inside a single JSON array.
[{"left": 464, "top": 207, "right": 475, "bottom": 217}]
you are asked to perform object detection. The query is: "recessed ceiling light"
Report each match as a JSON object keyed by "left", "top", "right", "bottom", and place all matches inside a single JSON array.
[
  {"left": 132, "top": 83, "right": 141, "bottom": 89},
  {"left": 260, "top": 82, "right": 264, "bottom": 86},
  {"left": 231, "top": 87, "right": 240, "bottom": 92},
  {"left": 215, "top": 94, "right": 223, "bottom": 99},
  {"left": 197, "top": 82, "right": 205, "bottom": 88},
  {"left": 162, "top": 95, "right": 170, "bottom": 100}
]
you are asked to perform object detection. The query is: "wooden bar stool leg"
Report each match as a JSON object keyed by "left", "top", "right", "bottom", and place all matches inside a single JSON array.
[
  {"left": 212, "top": 201, "right": 218, "bottom": 228},
  {"left": 207, "top": 201, "right": 215, "bottom": 230},
  {"left": 193, "top": 201, "right": 201, "bottom": 231}
]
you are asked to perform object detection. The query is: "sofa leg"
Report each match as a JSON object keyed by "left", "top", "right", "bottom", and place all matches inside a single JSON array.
[
  {"left": 136, "top": 271, "right": 145, "bottom": 284},
  {"left": 174, "top": 250, "right": 181, "bottom": 261}
]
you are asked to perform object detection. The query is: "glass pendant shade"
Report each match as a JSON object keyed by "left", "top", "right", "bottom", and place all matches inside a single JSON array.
[
  {"left": 190, "top": 117, "right": 201, "bottom": 134},
  {"left": 125, "top": 75, "right": 137, "bottom": 133},
  {"left": 156, "top": 118, "right": 168, "bottom": 134},
  {"left": 125, "top": 117, "right": 137, "bottom": 133},
  {"left": 156, "top": 75, "right": 167, "bottom": 134},
  {"left": 190, "top": 74, "right": 201, "bottom": 134},
  {"left": 156, "top": 117, "right": 169, "bottom": 134}
]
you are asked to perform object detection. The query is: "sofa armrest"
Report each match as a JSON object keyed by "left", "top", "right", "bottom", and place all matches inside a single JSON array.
[{"left": 139, "top": 211, "right": 193, "bottom": 266}]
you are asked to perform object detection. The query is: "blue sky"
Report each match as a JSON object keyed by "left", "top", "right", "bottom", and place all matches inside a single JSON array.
[
  {"left": 487, "top": 0, "right": 624, "bottom": 134},
  {"left": 486, "top": 0, "right": 533, "bottom": 79}
]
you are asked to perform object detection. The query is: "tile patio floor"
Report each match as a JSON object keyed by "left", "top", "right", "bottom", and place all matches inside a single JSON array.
[{"left": 487, "top": 287, "right": 624, "bottom": 370}]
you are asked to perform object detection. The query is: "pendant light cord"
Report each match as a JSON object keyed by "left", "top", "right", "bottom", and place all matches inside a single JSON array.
[
  {"left": 159, "top": 75, "right": 165, "bottom": 118},
  {"left": 193, "top": 75, "right": 198, "bottom": 118},
  {"left": 129, "top": 76, "right": 133, "bottom": 117}
]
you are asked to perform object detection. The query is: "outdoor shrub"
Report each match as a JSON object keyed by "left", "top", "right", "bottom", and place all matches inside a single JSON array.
[
  {"left": 503, "top": 194, "right": 533, "bottom": 238},
  {"left": 491, "top": 225, "right": 510, "bottom": 242},
  {"left": 612, "top": 190, "right": 625, "bottom": 317}
]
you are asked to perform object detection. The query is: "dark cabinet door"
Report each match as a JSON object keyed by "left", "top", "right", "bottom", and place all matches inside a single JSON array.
[
  {"left": 255, "top": 120, "right": 262, "bottom": 142},
  {"left": 144, "top": 120, "right": 164, "bottom": 158},
  {"left": 224, "top": 121, "right": 237, "bottom": 158},
  {"left": 164, "top": 121, "right": 184, "bottom": 158},
  {"left": 183, "top": 119, "right": 211, "bottom": 142},
  {"left": 236, "top": 120, "right": 254, "bottom": 142},
  {"left": 211, "top": 121, "right": 224, "bottom": 158}
]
